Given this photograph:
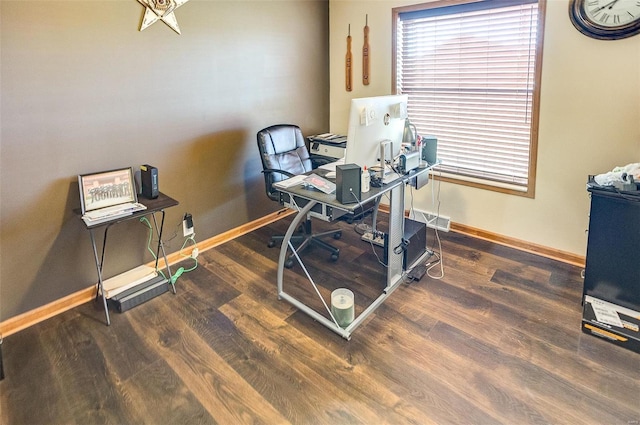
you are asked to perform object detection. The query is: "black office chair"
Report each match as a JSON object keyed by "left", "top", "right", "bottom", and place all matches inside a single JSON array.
[{"left": 257, "top": 124, "right": 341, "bottom": 268}]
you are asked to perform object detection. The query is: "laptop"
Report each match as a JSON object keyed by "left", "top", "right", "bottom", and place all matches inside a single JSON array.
[{"left": 78, "top": 167, "right": 146, "bottom": 225}]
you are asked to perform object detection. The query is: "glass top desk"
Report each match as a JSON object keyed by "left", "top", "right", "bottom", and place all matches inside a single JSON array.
[{"left": 274, "top": 165, "right": 435, "bottom": 339}]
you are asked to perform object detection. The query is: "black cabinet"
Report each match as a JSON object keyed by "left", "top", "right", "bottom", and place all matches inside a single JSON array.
[{"left": 582, "top": 186, "right": 640, "bottom": 352}]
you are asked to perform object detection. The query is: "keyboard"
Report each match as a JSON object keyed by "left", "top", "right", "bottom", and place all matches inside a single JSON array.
[
  {"left": 317, "top": 158, "right": 344, "bottom": 172},
  {"left": 83, "top": 202, "right": 147, "bottom": 224}
]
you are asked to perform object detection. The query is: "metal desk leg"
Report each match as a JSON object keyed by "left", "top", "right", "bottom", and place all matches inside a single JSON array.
[
  {"left": 277, "top": 201, "right": 352, "bottom": 339},
  {"left": 277, "top": 202, "right": 315, "bottom": 295},
  {"left": 89, "top": 228, "right": 110, "bottom": 326},
  {"left": 370, "top": 197, "right": 382, "bottom": 234},
  {"left": 385, "top": 184, "right": 405, "bottom": 290},
  {"left": 151, "top": 210, "right": 175, "bottom": 294},
  {"left": 276, "top": 185, "right": 409, "bottom": 340}
]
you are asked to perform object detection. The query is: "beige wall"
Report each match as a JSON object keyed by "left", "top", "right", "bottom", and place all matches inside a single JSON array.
[
  {"left": 329, "top": 0, "right": 640, "bottom": 256},
  {"left": 0, "top": 0, "right": 330, "bottom": 321}
]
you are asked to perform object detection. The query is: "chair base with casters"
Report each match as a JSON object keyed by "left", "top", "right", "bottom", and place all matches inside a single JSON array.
[
  {"left": 258, "top": 124, "right": 344, "bottom": 268},
  {"left": 268, "top": 218, "right": 341, "bottom": 268}
]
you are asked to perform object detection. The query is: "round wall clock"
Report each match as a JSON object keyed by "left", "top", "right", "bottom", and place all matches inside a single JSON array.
[{"left": 569, "top": 0, "right": 640, "bottom": 40}]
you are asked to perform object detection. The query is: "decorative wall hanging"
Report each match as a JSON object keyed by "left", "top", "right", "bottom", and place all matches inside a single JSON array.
[
  {"left": 362, "top": 15, "right": 370, "bottom": 85},
  {"left": 346, "top": 24, "right": 353, "bottom": 92},
  {"left": 137, "top": 0, "right": 190, "bottom": 34}
]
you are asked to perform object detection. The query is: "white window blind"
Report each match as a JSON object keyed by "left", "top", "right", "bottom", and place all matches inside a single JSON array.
[{"left": 395, "top": 0, "right": 541, "bottom": 192}]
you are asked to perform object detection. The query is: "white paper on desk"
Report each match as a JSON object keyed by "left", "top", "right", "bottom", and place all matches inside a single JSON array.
[
  {"left": 303, "top": 173, "right": 336, "bottom": 194},
  {"left": 273, "top": 174, "right": 307, "bottom": 189},
  {"left": 318, "top": 158, "right": 345, "bottom": 172}
]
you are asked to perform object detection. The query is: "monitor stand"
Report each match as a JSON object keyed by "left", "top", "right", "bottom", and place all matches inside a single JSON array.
[{"left": 378, "top": 139, "right": 400, "bottom": 184}]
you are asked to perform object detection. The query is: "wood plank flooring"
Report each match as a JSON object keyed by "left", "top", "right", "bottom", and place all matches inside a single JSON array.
[{"left": 1, "top": 214, "right": 639, "bottom": 425}]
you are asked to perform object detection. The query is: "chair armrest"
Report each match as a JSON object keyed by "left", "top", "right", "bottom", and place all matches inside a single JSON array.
[{"left": 262, "top": 168, "right": 296, "bottom": 179}]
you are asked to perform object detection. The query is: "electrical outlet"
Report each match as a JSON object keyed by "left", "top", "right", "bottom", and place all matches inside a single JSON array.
[
  {"left": 183, "top": 213, "right": 194, "bottom": 237},
  {"left": 183, "top": 221, "right": 194, "bottom": 237}
]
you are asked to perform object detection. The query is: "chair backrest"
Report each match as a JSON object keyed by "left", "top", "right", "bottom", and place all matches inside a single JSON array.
[{"left": 257, "top": 124, "right": 312, "bottom": 201}]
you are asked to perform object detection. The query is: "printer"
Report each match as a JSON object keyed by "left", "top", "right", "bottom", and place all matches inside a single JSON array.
[{"left": 308, "top": 133, "right": 347, "bottom": 168}]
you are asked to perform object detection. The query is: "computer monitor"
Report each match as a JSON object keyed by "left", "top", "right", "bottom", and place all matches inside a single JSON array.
[{"left": 344, "top": 94, "right": 408, "bottom": 181}]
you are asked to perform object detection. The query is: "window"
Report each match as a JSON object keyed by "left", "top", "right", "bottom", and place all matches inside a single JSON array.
[{"left": 393, "top": 0, "right": 545, "bottom": 197}]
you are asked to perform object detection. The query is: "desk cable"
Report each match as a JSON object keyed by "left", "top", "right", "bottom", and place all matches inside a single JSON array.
[
  {"left": 139, "top": 217, "right": 197, "bottom": 285},
  {"left": 154, "top": 218, "right": 183, "bottom": 244},
  {"left": 423, "top": 169, "right": 444, "bottom": 280},
  {"left": 405, "top": 168, "right": 445, "bottom": 282},
  {"left": 402, "top": 183, "right": 422, "bottom": 283},
  {"left": 350, "top": 189, "right": 388, "bottom": 268}
]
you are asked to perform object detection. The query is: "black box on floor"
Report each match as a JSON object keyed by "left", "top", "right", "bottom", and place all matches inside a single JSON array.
[
  {"left": 581, "top": 295, "right": 640, "bottom": 353},
  {"left": 403, "top": 218, "right": 427, "bottom": 270},
  {"left": 108, "top": 275, "right": 169, "bottom": 313},
  {"left": 384, "top": 218, "right": 427, "bottom": 270}
]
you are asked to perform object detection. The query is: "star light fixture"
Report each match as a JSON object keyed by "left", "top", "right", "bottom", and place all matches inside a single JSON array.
[{"left": 137, "top": 0, "right": 190, "bottom": 34}]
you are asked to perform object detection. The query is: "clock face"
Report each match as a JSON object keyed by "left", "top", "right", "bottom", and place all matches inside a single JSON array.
[
  {"left": 570, "top": 0, "right": 640, "bottom": 39},
  {"left": 584, "top": 0, "right": 640, "bottom": 27}
]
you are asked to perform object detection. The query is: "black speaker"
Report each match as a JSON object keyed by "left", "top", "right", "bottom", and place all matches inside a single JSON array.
[
  {"left": 336, "top": 163, "right": 361, "bottom": 204},
  {"left": 421, "top": 136, "right": 438, "bottom": 165},
  {"left": 141, "top": 164, "right": 159, "bottom": 199}
]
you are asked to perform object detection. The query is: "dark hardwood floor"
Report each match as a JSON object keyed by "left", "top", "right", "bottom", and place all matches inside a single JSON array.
[{"left": 1, "top": 214, "right": 639, "bottom": 425}]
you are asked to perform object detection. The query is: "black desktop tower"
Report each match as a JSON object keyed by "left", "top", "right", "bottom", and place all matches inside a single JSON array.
[
  {"left": 141, "top": 164, "right": 159, "bottom": 199},
  {"left": 402, "top": 218, "right": 427, "bottom": 270},
  {"left": 382, "top": 218, "right": 427, "bottom": 270},
  {"left": 336, "top": 163, "right": 361, "bottom": 204}
]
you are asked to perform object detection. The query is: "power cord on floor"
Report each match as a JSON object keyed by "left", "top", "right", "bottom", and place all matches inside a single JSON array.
[
  {"left": 176, "top": 234, "right": 198, "bottom": 283},
  {"left": 404, "top": 249, "right": 436, "bottom": 283},
  {"left": 139, "top": 217, "right": 198, "bottom": 285}
]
